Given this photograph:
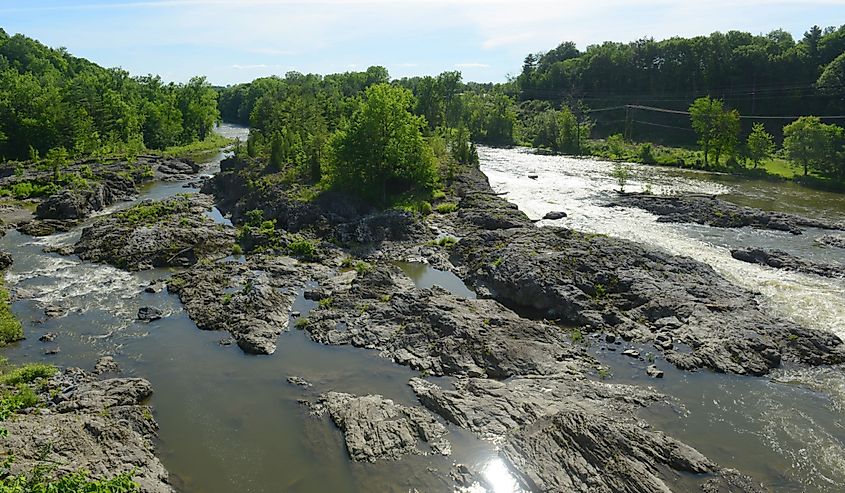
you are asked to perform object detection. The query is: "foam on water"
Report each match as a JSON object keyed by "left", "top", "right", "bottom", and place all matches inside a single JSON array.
[{"left": 479, "top": 147, "right": 845, "bottom": 340}]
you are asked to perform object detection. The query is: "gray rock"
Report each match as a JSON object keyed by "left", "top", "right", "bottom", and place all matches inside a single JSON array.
[
  {"left": 542, "top": 211, "right": 568, "bottom": 220},
  {"left": 38, "top": 332, "right": 57, "bottom": 343},
  {"left": 74, "top": 194, "right": 235, "bottom": 271},
  {"left": 169, "top": 256, "right": 329, "bottom": 355},
  {"left": 654, "top": 333, "right": 674, "bottom": 350},
  {"left": 94, "top": 356, "right": 119, "bottom": 375},
  {"left": 44, "top": 305, "right": 67, "bottom": 318},
  {"left": 817, "top": 234, "right": 845, "bottom": 249},
  {"left": 646, "top": 365, "right": 664, "bottom": 378},
  {"left": 287, "top": 376, "right": 312, "bottom": 388},
  {"left": 0, "top": 251, "right": 12, "bottom": 270},
  {"left": 622, "top": 349, "right": 640, "bottom": 358},
  {"left": 613, "top": 193, "right": 843, "bottom": 233},
  {"left": 309, "top": 391, "right": 450, "bottom": 462},
  {"left": 453, "top": 218, "right": 844, "bottom": 375},
  {"left": 305, "top": 266, "right": 593, "bottom": 378},
  {"left": 137, "top": 307, "right": 163, "bottom": 322},
  {"left": 43, "top": 347, "right": 61, "bottom": 355},
  {"left": 410, "top": 377, "right": 760, "bottom": 493},
  {"left": 2, "top": 368, "right": 173, "bottom": 492},
  {"left": 731, "top": 247, "right": 845, "bottom": 278}
]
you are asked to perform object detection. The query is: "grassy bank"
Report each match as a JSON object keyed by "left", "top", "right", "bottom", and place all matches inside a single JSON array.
[
  {"left": 581, "top": 138, "right": 844, "bottom": 191},
  {"left": 160, "top": 132, "right": 235, "bottom": 162}
]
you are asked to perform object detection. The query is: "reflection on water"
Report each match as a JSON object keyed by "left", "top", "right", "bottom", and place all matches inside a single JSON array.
[
  {"left": 478, "top": 146, "right": 845, "bottom": 493},
  {"left": 483, "top": 458, "right": 521, "bottom": 493},
  {"left": 396, "top": 261, "right": 477, "bottom": 299}
]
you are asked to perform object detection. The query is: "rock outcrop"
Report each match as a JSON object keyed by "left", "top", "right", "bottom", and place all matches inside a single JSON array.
[
  {"left": 411, "top": 377, "right": 763, "bottom": 493},
  {"left": 817, "top": 233, "right": 845, "bottom": 249},
  {"left": 612, "top": 193, "right": 844, "bottom": 233},
  {"left": 446, "top": 167, "right": 845, "bottom": 376},
  {"left": 168, "top": 256, "right": 329, "bottom": 354},
  {"left": 74, "top": 194, "right": 235, "bottom": 270},
  {"left": 305, "top": 266, "right": 593, "bottom": 378},
  {"left": 1, "top": 368, "right": 173, "bottom": 493},
  {"left": 731, "top": 247, "right": 845, "bottom": 278},
  {"left": 308, "top": 391, "right": 450, "bottom": 462}
]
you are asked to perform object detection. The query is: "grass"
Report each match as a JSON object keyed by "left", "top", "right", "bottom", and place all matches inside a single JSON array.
[
  {"left": 428, "top": 236, "right": 458, "bottom": 248},
  {"left": 758, "top": 157, "right": 796, "bottom": 179},
  {"left": 116, "top": 198, "right": 188, "bottom": 226},
  {"left": 341, "top": 258, "right": 373, "bottom": 274},
  {"left": 0, "top": 363, "right": 57, "bottom": 386},
  {"left": 434, "top": 202, "right": 458, "bottom": 214},
  {"left": 161, "top": 133, "right": 235, "bottom": 161},
  {"left": 0, "top": 277, "right": 23, "bottom": 346}
]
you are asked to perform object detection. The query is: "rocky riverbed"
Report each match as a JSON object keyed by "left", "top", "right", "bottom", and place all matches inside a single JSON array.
[
  {"left": 5, "top": 141, "right": 845, "bottom": 492},
  {"left": 73, "top": 194, "right": 235, "bottom": 271},
  {"left": 0, "top": 365, "right": 173, "bottom": 492},
  {"left": 612, "top": 193, "right": 845, "bottom": 234},
  {"left": 0, "top": 155, "right": 202, "bottom": 237}
]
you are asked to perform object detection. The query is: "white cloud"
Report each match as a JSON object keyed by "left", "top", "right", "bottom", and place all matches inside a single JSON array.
[{"left": 455, "top": 63, "right": 490, "bottom": 68}]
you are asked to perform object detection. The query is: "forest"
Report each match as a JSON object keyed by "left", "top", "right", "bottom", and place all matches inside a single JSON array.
[{"left": 0, "top": 29, "right": 220, "bottom": 163}]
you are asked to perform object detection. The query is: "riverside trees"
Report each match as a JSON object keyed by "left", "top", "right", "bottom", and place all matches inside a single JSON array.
[
  {"left": 783, "top": 117, "right": 845, "bottom": 177},
  {"left": 0, "top": 31, "right": 220, "bottom": 162},
  {"left": 689, "top": 97, "right": 740, "bottom": 167},
  {"left": 327, "top": 84, "right": 436, "bottom": 205}
]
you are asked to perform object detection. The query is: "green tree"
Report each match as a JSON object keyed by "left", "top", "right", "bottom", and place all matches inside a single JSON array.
[
  {"left": 689, "top": 97, "right": 740, "bottom": 167},
  {"left": 327, "top": 84, "right": 436, "bottom": 204},
  {"left": 177, "top": 76, "right": 220, "bottom": 142},
  {"left": 817, "top": 52, "right": 845, "bottom": 93},
  {"left": 745, "top": 123, "right": 775, "bottom": 169},
  {"left": 782, "top": 116, "right": 844, "bottom": 177}
]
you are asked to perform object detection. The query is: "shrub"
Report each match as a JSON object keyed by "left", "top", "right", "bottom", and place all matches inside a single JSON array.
[
  {"left": 287, "top": 237, "right": 318, "bottom": 259},
  {"left": 0, "top": 363, "right": 56, "bottom": 385},
  {"left": 435, "top": 202, "right": 458, "bottom": 214},
  {"left": 612, "top": 164, "right": 629, "bottom": 193}
]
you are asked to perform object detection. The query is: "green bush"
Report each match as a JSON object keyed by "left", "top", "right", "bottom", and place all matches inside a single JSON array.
[
  {"left": 0, "top": 364, "right": 57, "bottom": 386},
  {"left": 286, "top": 236, "right": 318, "bottom": 259},
  {"left": 0, "top": 285, "right": 23, "bottom": 346},
  {"left": 0, "top": 468, "right": 139, "bottom": 493},
  {"left": 435, "top": 202, "right": 458, "bottom": 214}
]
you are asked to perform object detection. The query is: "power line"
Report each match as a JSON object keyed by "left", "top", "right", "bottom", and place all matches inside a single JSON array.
[{"left": 587, "top": 104, "right": 845, "bottom": 120}]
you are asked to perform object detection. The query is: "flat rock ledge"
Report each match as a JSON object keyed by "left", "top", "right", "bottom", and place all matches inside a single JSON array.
[
  {"left": 74, "top": 194, "right": 235, "bottom": 271},
  {"left": 1, "top": 368, "right": 173, "bottom": 493},
  {"left": 731, "top": 248, "right": 845, "bottom": 278},
  {"left": 304, "top": 265, "right": 593, "bottom": 378},
  {"left": 168, "top": 255, "right": 330, "bottom": 354},
  {"left": 613, "top": 193, "right": 844, "bottom": 234},
  {"left": 411, "top": 377, "right": 764, "bottom": 493},
  {"left": 308, "top": 391, "right": 450, "bottom": 462}
]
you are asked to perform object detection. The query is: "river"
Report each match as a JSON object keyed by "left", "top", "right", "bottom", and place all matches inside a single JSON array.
[
  {"left": 479, "top": 146, "right": 845, "bottom": 493},
  {"left": 1, "top": 134, "right": 843, "bottom": 492}
]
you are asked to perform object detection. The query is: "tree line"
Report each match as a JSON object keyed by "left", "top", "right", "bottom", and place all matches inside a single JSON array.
[
  {"left": 0, "top": 30, "right": 220, "bottom": 162},
  {"left": 516, "top": 25, "right": 845, "bottom": 121}
]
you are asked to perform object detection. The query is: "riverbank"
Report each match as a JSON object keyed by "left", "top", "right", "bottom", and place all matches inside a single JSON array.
[{"left": 565, "top": 138, "right": 845, "bottom": 193}]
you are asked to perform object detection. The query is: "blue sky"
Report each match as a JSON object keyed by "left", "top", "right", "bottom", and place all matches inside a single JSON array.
[{"left": 2, "top": 0, "right": 844, "bottom": 85}]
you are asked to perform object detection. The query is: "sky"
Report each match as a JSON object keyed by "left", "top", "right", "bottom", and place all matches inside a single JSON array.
[{"left": 1, "top": 0, "right": 844, "bottom": 86}]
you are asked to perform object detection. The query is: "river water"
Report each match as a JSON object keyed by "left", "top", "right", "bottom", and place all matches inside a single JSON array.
[
  {"left": 2, "top": 132, "right": 843, "bottom": 492},
  {"left": 0, "top": 125, "right": 515, "bottom": 493},
  {"left": 479, "top": 147, "right": 845, "bottom": 493}
]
